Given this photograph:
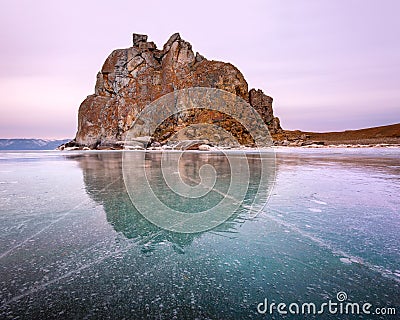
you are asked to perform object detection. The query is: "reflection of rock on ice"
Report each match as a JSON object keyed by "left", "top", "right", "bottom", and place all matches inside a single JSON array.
[
  {"left": 123, "top": 149, "right": 275, "bottom": 233},
  {"left": 70, "top": 152, "right": 266, "bottom": 252}
]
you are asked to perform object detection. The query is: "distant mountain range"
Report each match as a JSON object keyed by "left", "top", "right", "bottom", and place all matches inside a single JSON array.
[{"left": 0, "top": 139, "right": 70, "bottom": 150}]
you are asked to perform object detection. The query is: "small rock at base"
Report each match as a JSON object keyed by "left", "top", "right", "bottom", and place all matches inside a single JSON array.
[{"left": 198, "top": 144, "right": 211, "bottom": 151}]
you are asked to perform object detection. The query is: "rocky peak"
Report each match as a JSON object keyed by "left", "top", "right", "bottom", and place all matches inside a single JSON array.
[
  {"left": 249, "top": 89, "right": 274, "bottom": 124},
  {"left": 132, "top": 33, "right": 148, "bottom": 46},
  {"left": 163, "top": 33, "right": 181, "bottom": 52},
  {"left": 73, "top": 33, "right": 281, "bottom": 148}
]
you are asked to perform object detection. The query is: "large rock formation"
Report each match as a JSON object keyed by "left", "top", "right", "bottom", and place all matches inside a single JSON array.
[{"left": 74, "top": 33, "right": 281, "bottom": 148}]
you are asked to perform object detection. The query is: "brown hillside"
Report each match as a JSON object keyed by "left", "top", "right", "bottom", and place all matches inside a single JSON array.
[{"left": 273, "top": 123, "right": 400, "bottom": 145}]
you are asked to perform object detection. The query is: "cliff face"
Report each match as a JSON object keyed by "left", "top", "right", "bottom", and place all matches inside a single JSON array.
[{"left": 74, "top": 33, "right": 280, "bottom": 148}]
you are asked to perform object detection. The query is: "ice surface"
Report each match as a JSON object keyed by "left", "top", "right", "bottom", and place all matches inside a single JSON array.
[{"left": 0, "top": 149, "right": 399, "bottom": 319}]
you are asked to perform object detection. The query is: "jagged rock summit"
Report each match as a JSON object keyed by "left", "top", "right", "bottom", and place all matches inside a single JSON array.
[{"left": 73, "top": 33, "right": 281, "bottom": 149}]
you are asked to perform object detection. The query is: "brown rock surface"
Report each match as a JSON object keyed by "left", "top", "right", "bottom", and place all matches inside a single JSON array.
[
  {"left": 74, "top": 33, "right": 280, "bottom": 148},
  {"left": 249, "top": 89, "right": 281, "bottom": 134}
]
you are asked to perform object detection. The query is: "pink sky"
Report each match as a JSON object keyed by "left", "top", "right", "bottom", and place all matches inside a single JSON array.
[{"left": 0, "top": 0, "right": 399, "bottom": 138}]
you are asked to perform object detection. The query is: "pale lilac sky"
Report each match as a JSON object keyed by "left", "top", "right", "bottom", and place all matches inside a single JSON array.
[{"left": 1, "top": 0, "right": 399, "bottom": 138}]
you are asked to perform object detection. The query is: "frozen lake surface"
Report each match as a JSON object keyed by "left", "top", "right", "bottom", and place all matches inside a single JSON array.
[{"left": 0, "top": 148, "right": 399, "bottom": 319}]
